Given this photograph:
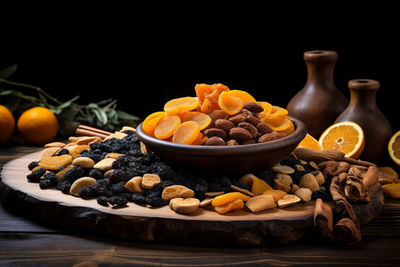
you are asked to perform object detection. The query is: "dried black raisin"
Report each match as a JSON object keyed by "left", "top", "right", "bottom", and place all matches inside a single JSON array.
[
  {"left": 28, "top": 161, "right": 39, "bottom": 170},
  {"left": 97, "top": 196, "right": 109, "bottom": 206},
  {"left": 27, "top": 168, "right": 45, "bottom": 182},
  {"left": 88, "top": 168, "right": 103, "bottom": 180}
]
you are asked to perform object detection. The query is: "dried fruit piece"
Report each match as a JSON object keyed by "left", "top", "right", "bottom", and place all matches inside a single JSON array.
[
  {"left": 44, "top": 142, "right": 66, "bottom": 148},
  {"left": 56, "top": 164, "right": 74, "bottom": 178},
  {"left": 212, "top": 192, "right": 251, "bottom": 207},
  {"left": 93, "top": 158, "right": 115, "bottom": 172},
  {"left": 39, "top": 147, "right": 60, "bottom": 161},
  {"left": 164, "top": 97, "right": 199, "bottom": 115},
  {"left": 214, "top": 198, "right": 244, "bottom": 214},
  {"left": 72, "top": 157, "right": 95, "bottom": 169},
  {"left": 277, "top": 194, "right": 301, "bottom": 208},
  {"left": 142, "top": 111, "right": 166, "bottom": 136},
  {"left": 169, "top": 197, "right": 200, "bottom": 214},
  {"left": 68, "top": 145, "right": 90, "bottom": 158},
  {"left": 69, "top": 177, "right": 97, "bottom": 196},
  {"left": 142, "top": 173, "right": 162, "bottom": 189},
  {"left": 245, "top": 195, "right": 276, "bottom": 213},
  {"left": 294, "top": 188, "right": 312, "bottom": 202},
  {"left": 228, "top": 90, "right": 256, "bottom": 104},
  {"left": 262, "top": 189, "right": 287, "bottom": 201},
  {"left": 257, "top": 101, "right": 273, "bottom": 121},
  {"left": 172, "top": 121, "right": 201, "bottom": 145},
  {"left": 38, "top": 154, "right": 73, "bottom": 170},
  {"left": 200, "top": 98, "right": 212, "bottom": 114},
  {"left": 124, "top": 176, "right": 143, "bottom": 194},
  {"left": 182, "top": 112, "right": 211, "bottom": 130},
  {"left": 299, "top": 173, "right": 320, "bottom": 192},
  {"left": 162, "top": 185, "right": 195, "bottom": 201},
  {"left": 192, "top": 132, "right": 207, "bottom": 145},
  {"left": 153, "top": 114, "right": 181, "bottom": 140},
  {"left": 251, "top": 177, "right": 273, "bottom": 195},
  {"left": 218, "top": 91, "right": 244, "bottom": 115}
]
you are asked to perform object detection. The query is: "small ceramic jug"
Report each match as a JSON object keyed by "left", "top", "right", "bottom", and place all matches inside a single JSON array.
[
  {"left": 287, "top": 50, "right": 348, "bottom": 138},
  {"left": 335, "top": 79, "right": 392, "bottom": 162}
]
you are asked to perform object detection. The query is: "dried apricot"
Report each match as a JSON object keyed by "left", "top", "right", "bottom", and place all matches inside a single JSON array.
[
  {"left": 38, "top": 154, "right": 73, "bottom": 170},
  {"left": 262, "top": 189, "right": 287, "bottom": 201},
  {"left": 68, "top": 145, "right": 90, "bottom": 158},
  {"left": 251, "top": 177, "right": 273, "bottom": 195},
  {"left": 228, "top": 90, "right": 256, "bottom": 104},
  {"left": 142, "top": 111, "right": 165, "bottom": 136},
  {"left": 214, "top": 198, "right": 244, "bottom": 214},
  {"left": 212, "top": 192, "right": 251, "bottom": 207},
  {"left": 195, "top": 84, "right": 213, "bottom": 104},
  {"left": 183, "top": 112, "right": 212, "bottom": 130},
  {"left": 192, "top": 132, "right": 207, "bottom": 145},
  {"left": 264, "top": 117, "right": 293, "bottom": 132},
  {"left": 200, "top": 98, "right": 212, "bottom": 113},
  {"left": 218, "top": 91, "right": 244, "bottom": 115},
  {"left": 172, "top": 121, "right": 201, "bottom": 145},
  {"left": 257, "top": 101, "right": 273, "bottom": 120},
  {"left": 164, "top": 97, "right": 199, "bottom": 115},
  {"left": 153, "top": 114, "right": 181, "bottom": 140}
]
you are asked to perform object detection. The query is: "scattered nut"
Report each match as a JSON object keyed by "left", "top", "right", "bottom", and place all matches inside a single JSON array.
[
  {"left": 271, "top": 164, "right": 295, "bottom": 175},
  {"left": 162, "top": 185, "right": 195, "bottom": 201},
  {"left": 275, "top": 174, "right": 293, "bottom": 186},
  {"left": 199, "top": 197, "right": 214, "bottom": 207},
  {"left": 70, "top": 177, "right": 97, "bottom": 196},
  {"left": 299, "top": 173, "right": 320, "bottom": 192},
  {"left": 277, "top": 194, "right": 301, "bottom": 208},
  {"left": 104, "top": 132, "right": 128, "bottom": 141},
  {"left": 294, "top": 188, "right": 312, "bottom": 202},
  {"left": 73, "top": 157, "right": 95, "bottom": 169},
  {"left": 309, "top": 161, "right": 319, "bottom": 170},
  {"left": 294, "top": 164, "right": 305, "bottom": 172},
  {"left": 124, "top": 176, "right": 143, "bottom": 193},
  {"left": 104, "top": 169, "right": 114, "bottom": 178},
  {"left": 44, "top": 142, "right": 66, "bottom": 148},
  {"left": 76, "top": 136, "right": 102, "bottom": 145},
  {"left": 229, "top": 127, "right": 252, "bottom": 141},
  {"left": 169, "top": 197, "right": 200, "bottom": 214},
  {"left": 291, "top": 184, "right": 300, "bottom": 193},
  {"left": 105, "top": 152, "right": 125, "bottom": 159},
  {"left": 245, "top": 194, "right": 276, "bottom": 213},
  {"left": 230, "top": 184, "right": 255, "bottom": 197},
  {"left": 204, "top": 191, "right": 225, "bottom": 197},
  {"left": 93, "top": 158, "right": 115, "bottom": 172},
  {"left": 311, "top": 170, "right": 325, "bottom": 185},
  {"left": 205, "top": 136, "right": 226, "bottom": 146},
  {"left": 273, "top": 177, "right": 291, "bottom": 193},
  {"left": 142, "top": 173, "right": 161, "bottom": 189}
]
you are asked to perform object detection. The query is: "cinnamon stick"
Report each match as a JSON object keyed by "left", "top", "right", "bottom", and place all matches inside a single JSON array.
[
  {"left": 77, "top": 125, "right": 113, "bottom": 136},
  {"left": 75, "top": 125, "right": 113, "bottom": 140},
  {"left": 313, "top": 198, "right": 334, "bottom": 240}
]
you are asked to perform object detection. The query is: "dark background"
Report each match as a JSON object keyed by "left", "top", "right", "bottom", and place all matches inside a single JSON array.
[{"left": 1, "top": 13, "right": 399, "bottom": 131}]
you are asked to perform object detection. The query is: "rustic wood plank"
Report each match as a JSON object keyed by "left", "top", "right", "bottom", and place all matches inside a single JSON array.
[{"left": 0, "top": 233, "right": 399, "bottom": 266}]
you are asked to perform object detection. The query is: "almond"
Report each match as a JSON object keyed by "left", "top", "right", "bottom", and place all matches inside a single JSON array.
[
  {"left": 205, "top": 136, "right": 225, "bottom": 146},
  {"left": 215, "top": 119, "right": 235, "bottom": 131},
  {"left": 246, "top": 116, "right": 261, "bottom": 127},
  {"left": 162, "top": 185, "right": 195, "bottom": 201},
  {"left": 258, "top": 132, "right": 280, "bottom": 143},
  {"left": 226, "top": 139, "right": 239, "bottom": 146},
  {"left": 257, "top": 122, "right": 273, "bottom": 135},
  {"left": 229, "top": 127, "right": 251, "bottom": 141},
  {"left": 204, "top": 128, "right": 227, "bottom": 139},
  {"left": 229, "top": 113, "right": 247, "bottom": 125},
  {"left": 238, "top": 122, "right": 258, "bottom": 138},
  {"left": 243, "top": 102, "right": 264, "bottom": 113},
  {"left": 142, "top": 173, "right": 161, "bottom": 189}
]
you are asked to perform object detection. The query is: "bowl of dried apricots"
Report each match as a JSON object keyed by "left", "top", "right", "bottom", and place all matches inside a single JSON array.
[{"left": 136, "top": 83, "right": 306, "bottom": 174}]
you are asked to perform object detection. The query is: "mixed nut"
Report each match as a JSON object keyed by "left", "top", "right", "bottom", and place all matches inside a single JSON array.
[{"left": 26, "top": 126, "right": 331, "bottom": 216}]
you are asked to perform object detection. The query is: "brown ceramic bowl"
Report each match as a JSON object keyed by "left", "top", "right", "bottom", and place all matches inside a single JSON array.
[{"left": 136, "top": 117, "right": 306, "bottom": 174}]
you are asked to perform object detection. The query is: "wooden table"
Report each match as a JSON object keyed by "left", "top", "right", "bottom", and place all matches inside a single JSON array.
[{"left": 1, "top": 146, "right": 400, "bottom": 266}]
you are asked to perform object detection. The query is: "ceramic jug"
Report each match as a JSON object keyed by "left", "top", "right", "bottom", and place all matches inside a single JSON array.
[
  {"left": 287, "top": 50, "right": 348, "bottom": 138},
  {"left": 335, "top": 79, "right": 392, "bottom": 162}
]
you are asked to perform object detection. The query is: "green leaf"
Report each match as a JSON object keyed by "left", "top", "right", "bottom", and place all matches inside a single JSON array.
[
  {"left": 0, "top": 65, "right": 17, "bottom": 79},
  {"left": 116, "top": 110, "right": 140, "bottom": 121}
]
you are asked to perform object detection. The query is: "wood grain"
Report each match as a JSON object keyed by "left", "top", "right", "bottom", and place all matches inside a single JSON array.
[{"left": 0, "top": 146, "right": 399, "bottom": 266}]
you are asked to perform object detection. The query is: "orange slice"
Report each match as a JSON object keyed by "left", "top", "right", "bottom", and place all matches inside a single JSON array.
[
  {"left": 318, "top": 121, "right": 365, "bottom": 159},
  {"left": 297, "top": 133, "right": 323, "bottom": 151},
  {"left": 388, "top": 130, "right": 400, "bottom": 166}
]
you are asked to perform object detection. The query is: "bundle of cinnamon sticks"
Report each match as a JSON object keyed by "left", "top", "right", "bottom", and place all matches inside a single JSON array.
[{"left": 294, "top": 148, "right": 385, "bottom": 245}]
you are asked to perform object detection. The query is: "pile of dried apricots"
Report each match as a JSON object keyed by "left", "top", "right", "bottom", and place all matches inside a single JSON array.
[{"left": 142, "top": 83, "right": 295, "bottom": 145}]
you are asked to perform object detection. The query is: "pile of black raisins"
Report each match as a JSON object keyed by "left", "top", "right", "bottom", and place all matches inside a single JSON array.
[{"left": 28, "top": 130, "right": 331, "bottom": 208}]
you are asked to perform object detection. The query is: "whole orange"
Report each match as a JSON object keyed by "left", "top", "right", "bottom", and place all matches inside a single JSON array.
[
  {"left": 0, "top": 105, "right": 15, "bottom": 144},
  {"left": 17, "top": 107, "right": 58, "bottom": 145}
]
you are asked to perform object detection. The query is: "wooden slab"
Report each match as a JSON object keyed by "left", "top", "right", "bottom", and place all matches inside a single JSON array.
[{"left": 0, "top": 152, "right": 384, "bottom": 246}]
